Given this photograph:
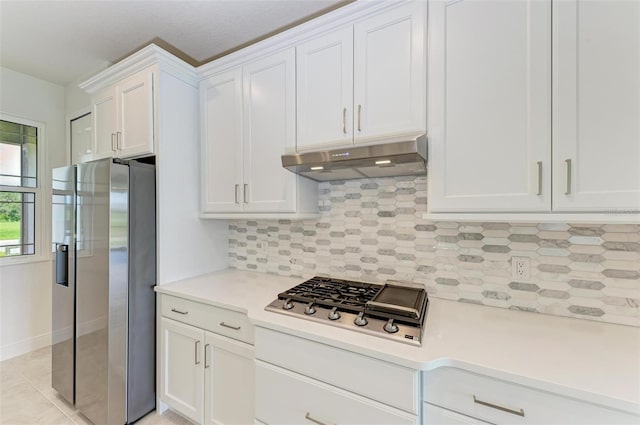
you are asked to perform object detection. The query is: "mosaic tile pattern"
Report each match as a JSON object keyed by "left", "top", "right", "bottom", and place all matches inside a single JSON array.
[{"left": 228, "top": 176, "right": 640, "bottom": 326}]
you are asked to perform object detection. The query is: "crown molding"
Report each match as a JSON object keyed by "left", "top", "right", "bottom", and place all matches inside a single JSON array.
[
  {"left": 197, "top": 0, "right": 412, "bottom": 78},
  {"left": 79, "top": 43, "right": 198, "bottom": 93}
]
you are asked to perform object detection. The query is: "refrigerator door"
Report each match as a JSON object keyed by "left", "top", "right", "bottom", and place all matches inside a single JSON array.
[
  {"left": 75, "top": 159, "right": 118, "bottom": 425},
  {"left": 125, "top": 161, "right": 157, "bottom": 423},
  {"left": 107, "top": 161, "right": 130, "bottom": 425},
  {"left": 51, "top": 166, "right": 76, "bottom": 404}
]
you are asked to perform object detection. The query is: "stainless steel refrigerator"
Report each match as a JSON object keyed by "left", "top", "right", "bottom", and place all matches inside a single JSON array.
[{"left": 52, "top": 158, "right": 156, "bottom": 425}]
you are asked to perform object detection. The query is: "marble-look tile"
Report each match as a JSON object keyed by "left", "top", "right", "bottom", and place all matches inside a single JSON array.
[{"left": 228, "top": 177, "right": 640, "bottom": 327}]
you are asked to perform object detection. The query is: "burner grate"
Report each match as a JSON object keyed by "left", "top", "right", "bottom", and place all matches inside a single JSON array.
[{"left": 278, "top": 276, "right": 382, "bottom": 312}]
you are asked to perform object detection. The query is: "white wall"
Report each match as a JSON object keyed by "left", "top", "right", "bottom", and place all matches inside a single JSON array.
[
  {"left": 0, "top": 66, "right": 66, "bottom": 360},
  {"left": 156, "top": 69, "right": 229, "bottom": 284}
]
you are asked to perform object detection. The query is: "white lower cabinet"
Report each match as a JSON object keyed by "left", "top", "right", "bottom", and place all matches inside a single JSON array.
[
  {"left": 423, "top": 367, "right": 639, "bottom": 425},
  {"left": 256, "top": 360, "right": 417, "bottom": 425},
  {"left": 204, "top": 332, "right": 254, "bottom": 425},
  {"left": 423, "top": 403, "right": 489, "bottom": 425},
  {"left": 160, "top": 317, "right": 204, "bottom": 423},
  {"left": 159, "top": 295, "right": 255, "bottom": 425},
  {"left": 254, "top": 327, "right": 419, "bottom": 424}
]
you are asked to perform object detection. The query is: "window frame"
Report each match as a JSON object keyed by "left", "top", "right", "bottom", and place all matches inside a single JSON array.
[{"left": 0, "top": 113, "right": 47, "bottom": 266}]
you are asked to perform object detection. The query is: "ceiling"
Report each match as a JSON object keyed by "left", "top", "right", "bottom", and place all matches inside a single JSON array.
[{"left": 0, "top": 0, "right": 348, "bottom": 86}]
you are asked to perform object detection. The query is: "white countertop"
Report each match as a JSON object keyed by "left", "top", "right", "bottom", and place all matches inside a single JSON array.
[{"left": 155, "top": 269, "right": 640, "bottom": 414}]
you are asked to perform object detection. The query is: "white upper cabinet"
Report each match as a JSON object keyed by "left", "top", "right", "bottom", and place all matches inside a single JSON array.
[
  {"left": 92, "top": 86, "right": 118, "bottom": 160},
  {"left": 200, "top": 48, "right": 317, "bottom": 217},
  {"left": 89, "top": 67, "right": 155, "bottom": 161},
  {"left": 296, "top": 2, "right": 426, "bottom": 152},
  {"left": 428, "top": 0, "right": 640, "bottom": 214},
  {"left": 552, "top": 0, "right": 640, "bottom": 212},
  {"left": 353, "top": 2, "right": 426, "bottom": 144},
  {"left": 118, "top": 70, "right": 155, "bottom": 158},
  {"left": 242, "top": 49, "right": 297, "bottom": 212},
  {"left": 297, "top": 27, "right": 354, "bottom": 151},
  {"left": 70, "top": 112, "right": 94, "bottom": 165},
  {"left": 428, "top": 0, "right": 552, "bottom": 212},
  {"left": 201, "top": 69, "right": 243, "bottom": 213}
]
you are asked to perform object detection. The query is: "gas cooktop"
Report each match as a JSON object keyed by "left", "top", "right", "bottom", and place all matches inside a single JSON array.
[{"left": 265, "top": 276, "right": 428, "bottom": 346}]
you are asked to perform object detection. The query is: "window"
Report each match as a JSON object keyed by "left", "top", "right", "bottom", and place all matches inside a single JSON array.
[{"left": 0, "top": 119, "right": 38, "bottom": 257}]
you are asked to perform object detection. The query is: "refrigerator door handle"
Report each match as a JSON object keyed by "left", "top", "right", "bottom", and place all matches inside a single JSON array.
[{"left": 55, "top": 244, "right": 69, "bottom": 286}]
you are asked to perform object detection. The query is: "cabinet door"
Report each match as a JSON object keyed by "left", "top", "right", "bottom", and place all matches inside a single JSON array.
[
  {"left": 201, "top": 68, "right": 244, "bottom": 213},
  {"left": 552, "top": 0, "right": 640, "bottom": 212},
  {"left": 354, "top": 2, "right": 426, "bottom": 144},
  {"left": 427, "top": 0, "right": 551, "bottom": 212},
  {"left": 92, "top": 86, "right": 118, "bottom": 160},
  {"left": 243, "top": 48, "right": 297, "bottom": 212},
  {"left": 297, "top": 26, "right": 354, "bottom": 151},
  {"left": 256, "top": 361, "right": 417, "bottom": 425},
  {"left": 118, "top": 69, "right": 155, "bottom": 158},
  {"left": 70, "top": 112, "right": 93, "bottom": 164},
  {"left": 423, "top": 402, "right": 490, "bottom": 425},
  {"left": 204, "top": 332, "right": 254, "bottom": 425},
  {"left": 159, "top": 318, "right": 204, "bottom": 424}
]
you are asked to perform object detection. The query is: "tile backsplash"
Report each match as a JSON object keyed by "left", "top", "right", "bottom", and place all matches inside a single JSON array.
[{"left": 228, "top": 176, "right": 639, "bottom": 326}]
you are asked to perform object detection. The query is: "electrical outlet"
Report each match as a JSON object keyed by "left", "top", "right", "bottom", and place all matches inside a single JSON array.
[
  {"left": 512, "top": 257, "right": 530, "bottom": 281},
  {"left": 259, "top": 240, "right": 268, "bottom": 256}
]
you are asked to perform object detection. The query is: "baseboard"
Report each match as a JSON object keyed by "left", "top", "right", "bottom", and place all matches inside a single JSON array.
[{"left": 0, "top": 332, "right": 51, "bottom": 361}]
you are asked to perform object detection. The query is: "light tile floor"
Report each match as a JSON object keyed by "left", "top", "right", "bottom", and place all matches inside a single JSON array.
[{"left": 0, "top": 346, "right": 193, "bottom": 425}]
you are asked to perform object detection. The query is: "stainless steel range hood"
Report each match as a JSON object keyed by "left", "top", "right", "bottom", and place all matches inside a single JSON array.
[{"left": 282, "top": 135, "right": 427, "bottom": 182}]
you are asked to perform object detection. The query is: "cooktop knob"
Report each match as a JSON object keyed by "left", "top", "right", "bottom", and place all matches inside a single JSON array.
[
  {"left": 383, "top": 319, "right": 399, "bottom": 334},
  {"left": 304, "top": 302, "right": 316, "bottom": 315},
  {"left": 354, "top": 312, "right": 368, "bottom": 326},
  {"left": 282, "top": 298, "right": 294, "bottom": 310},
  {"left": 328, "top": 307, "right": 341, "bottom": 321}
]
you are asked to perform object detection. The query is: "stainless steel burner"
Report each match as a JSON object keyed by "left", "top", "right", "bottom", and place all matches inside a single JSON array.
[{"left": 265, "top": 276, "right": 428, "bottom": 346}]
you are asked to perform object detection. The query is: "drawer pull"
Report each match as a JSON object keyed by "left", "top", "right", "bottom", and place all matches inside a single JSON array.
[
  {"left": 171, "top": 308, "right": 188, "bottom": 315},
  {"left": 536, "top": 161, "right": 542, "bottom": 195},
  {"left": 219, "top": 322, "right": 241, "bottom": 331},
  {"left": 204, "top": 344, "right": 210, "bottom": 369},
  {"left": 473, "top": 395, "right": 525, "bottom": 417},
  {"left": 565, "top": 158, "right": 572, "bottom": 195},
  {"left": 342, "top": 107, "right": 347, "bottom": 134},
  {"left": 305, "top": 412, "right": 333, "bottom": 425}
]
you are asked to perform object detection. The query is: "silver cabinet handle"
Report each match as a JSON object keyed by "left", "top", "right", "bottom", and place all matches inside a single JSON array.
[
  {"left": 342, "top": 107, "right": 347, "bottom": 134},
  {"left": 243, "top": 184, "right": 248, "bottom": 204},
  {"left": 111, "top": 133, "right": 117, "bottom": 152},
  {"left": 219, "top": 322, "right": 241, "bottom": 330},
  {"left": 565, "top": 159, "right": 572, "bottom": 195},
  {"left": 204, "top": 344, "right": 210, "bottom": 369},
  {"left": 116, "top": 131, "right": 122, "bottom": 150},
  {"left": 536, "top": 161, "right": 542, "bottom": 195},
  {"left": 171, "top": 308, "right": 188, "bottom": 315},
  {"left": 234, "top": 184, "right": 239, "bottom": 204},
  {"left": 305, "top": 412, "right": 331, "bottom": 425},
  {"left": 473, "top": 395, "right": 525, "bottom": 417},
  {"left": 195, "top": 340, "right": 200, "bottom": 365},
  {"left": 357, "top": 104, "right": 362, "bottom": 132}
]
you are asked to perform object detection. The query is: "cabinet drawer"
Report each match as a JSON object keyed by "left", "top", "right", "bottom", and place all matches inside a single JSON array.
[
  {"left": 422, "top": 402, "right": 490, "bottom": 425},
  {"left": 423, "top": 367, "right": 638, "bottom": 425},
  {"left": 256, "top": 361, "right": 417, "bottom": 425},
  {"left": 255, "top": 327, "right": 418, "bottom": 414},
  {"left": 160, "top": 295, "right": 253, "bottom": 344}
]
